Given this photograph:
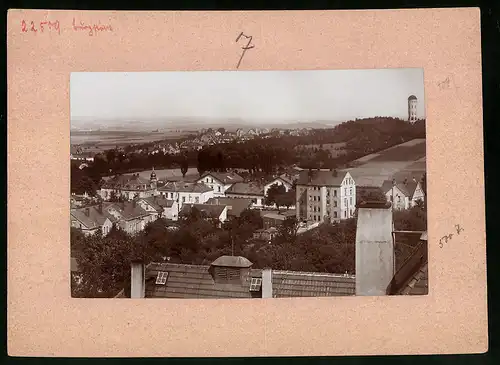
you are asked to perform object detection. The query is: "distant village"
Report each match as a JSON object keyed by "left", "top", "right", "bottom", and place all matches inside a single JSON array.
[{"left": 70, "top": 126, "right": 313, "bottom": 167}]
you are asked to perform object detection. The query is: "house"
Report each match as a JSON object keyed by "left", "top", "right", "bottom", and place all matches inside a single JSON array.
[
  {"left": 157, "top": 181, "right": 214, "bottom": 212},
  {"left": 380, "top": 178, "right": 425, "bottom": 210},
  {"left": 70, "top": 152, "right": 94, "bottom": 162},
  {"left": 70, "top": 204, "right": 113, "bottom": 236},
  {"left": 263, "top": 175, "right": 294, "bottom": 197},
  {"left": 225, "top": 182, "right": 265, "bottom": 207},
  {"left": 206, "top": 197, "right": 253, "bottom": 218},
  {"left": 295, "top": 169, "right": 356, "bottom": 224},
  {"left": 179, "top": 204, "right": 228, "bottom": 224},
  {"left": 99, "top": 170, "right": 158, "bottom": 201},
  {"left": 104, "top": 201, "right": 153, "bottom": 235},
  {"left": 129, "top": 255, "right": 356, "bottom": 299},
  {"left": 70, "top": 192, "right": 94, "bottom": 208},
  {"left": 253, "top": 227, "right": 278, "bottom": 242},
  {"left": 137, "top": 196, "right": 178, "bottom": 221},
  {"left": 196, "top": 172, "right": 244, "bottom": 196},
  {"left": 262, "top": 211, "right": 295, "bottom": 229}
]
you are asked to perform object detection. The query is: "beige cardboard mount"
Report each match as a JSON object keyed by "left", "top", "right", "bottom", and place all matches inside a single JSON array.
[{"left": 7, "top": 8, "right": 487, "bottom": 357}]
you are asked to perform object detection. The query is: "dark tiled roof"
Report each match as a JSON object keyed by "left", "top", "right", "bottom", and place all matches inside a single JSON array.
[
  {"left": 145, "top": 263, "right": 253, "bottom": 299},
  {"left": 158, "top": 181, "right": 212, "bottom": 193},
  {"left": 71, "top": 205, "right": 110, "bottom": 229},
  {"left": 144, "top": 261, "right": 355, "bottom": 299},
  {"left": 408, "top": 94, "right": 417, "bottom": 100},
  {"left": 140, "top": 196, "right": 174, "bottom": 211},
  {"left": 297, "top": 170, "right": 347, "bottom": 186},
  {"left": 279, "top": 173, "right": 298, "bottom": 185},
  {"left": 271, "top": 271, "right": 355, "bottom": 297},
  {"left": 106, "top": 202, "right": 150, "bottom": 221},
  {"left": 200, "top": 172, "right": 244, "bottom": 184},
  {"left": 380, "top": 180, "right": 418, "bottom": 198},
  {"left": 206, "top": 197, "right": 253, "bottom": 217},
  {"left": 102, "top": 174, "right": 153, "bottom": 191},
  {"left": 262, "top": 212, "right": 294, "bottom": 221},
  {"left": 179, "top": 204, "right": 226, "bottom": 219},
  {"left": 226, "top": 182, "right": 264, "bottom": 196}
]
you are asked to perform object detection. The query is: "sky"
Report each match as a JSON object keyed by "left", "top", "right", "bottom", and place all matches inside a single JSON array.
[{"left": 70, "top": 68, "right": 425, "bottom": 124}]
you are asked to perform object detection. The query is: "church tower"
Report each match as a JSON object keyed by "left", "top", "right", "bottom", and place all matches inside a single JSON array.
[
  {"left": 150, "top": 167, "right": 158, "bottom": 189},
  {"left": 408, "top": 95, "right": 418, "bottom": 123}
]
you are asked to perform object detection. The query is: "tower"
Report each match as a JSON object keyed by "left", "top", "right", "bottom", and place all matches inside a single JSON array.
[
  {"left": 150, "top": 167, "right": 157, "bottom": 188},
  {"left": 408, "top": 95, "right": 418, "bottom": 123}
]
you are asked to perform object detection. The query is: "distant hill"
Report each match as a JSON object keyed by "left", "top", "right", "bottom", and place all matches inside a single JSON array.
[{"left": 71, "top": 116, "right": 343, "bottom": 132}]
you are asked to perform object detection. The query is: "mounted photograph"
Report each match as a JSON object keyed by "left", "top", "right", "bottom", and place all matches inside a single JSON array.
[{"left": 70, "top": 69, "right": 427, "bottom": 299}]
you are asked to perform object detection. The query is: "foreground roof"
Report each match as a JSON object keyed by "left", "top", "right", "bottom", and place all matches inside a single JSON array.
[
  {"left": 144, "top": 262, "right": 355, "bottom": 299},
  {"left": 400, "top": 264, "right": 428, "bottom": 295}
]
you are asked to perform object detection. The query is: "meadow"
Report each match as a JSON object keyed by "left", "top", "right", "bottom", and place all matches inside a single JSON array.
[{"left": 70, "top": 130, "right": 190, "bottom": 151}]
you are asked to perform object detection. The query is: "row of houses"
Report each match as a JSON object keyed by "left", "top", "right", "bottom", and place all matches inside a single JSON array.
[
  {"left": 70, "top": 198, "right": 174, "bottom": 236},
  {"left": 98, "top": 169, "right": 297, "bottom": 211}
]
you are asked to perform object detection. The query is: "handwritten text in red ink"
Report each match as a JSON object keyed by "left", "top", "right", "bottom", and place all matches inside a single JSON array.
[
  {"left": 72, "top": 18, "right": 113, "bottom": 36},
  {"left": 21, "top": 20, "right": 61, "bottom": 35}
]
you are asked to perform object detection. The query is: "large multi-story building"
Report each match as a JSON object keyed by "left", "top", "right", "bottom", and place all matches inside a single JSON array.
[
  {"left": 295, "top": 170, "right": 356, "bottom": 223},
  {"left": 99, "top": 170, "right": 158, "bottom": 201}
]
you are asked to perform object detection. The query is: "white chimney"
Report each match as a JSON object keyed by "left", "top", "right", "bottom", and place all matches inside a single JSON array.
[
  {"left": 130, "top": 261, "right": 145, "bottom": 298},
  {"left": 355, "top": 202, "right": 394, "bottom": 296},
  {"left": 262, "top": 268, "right": 273, "bottom": 298}
]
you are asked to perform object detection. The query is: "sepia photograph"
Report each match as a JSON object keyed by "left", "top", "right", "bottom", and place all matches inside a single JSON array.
[{"left": 70, "top": 69, "right": 427, "bottom": 299}]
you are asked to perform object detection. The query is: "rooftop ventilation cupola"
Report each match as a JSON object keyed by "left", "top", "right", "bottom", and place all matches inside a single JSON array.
[{"left": 209, "top": 255, "right": 253, "bottom": 284}]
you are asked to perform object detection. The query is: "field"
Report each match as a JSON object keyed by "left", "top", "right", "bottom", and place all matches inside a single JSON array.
[
  {"left": 71, "top": 130, "right": 191, "bottom": 151},
  {"left": 341, "top": 138, "right": 426, "bottom": 187}
]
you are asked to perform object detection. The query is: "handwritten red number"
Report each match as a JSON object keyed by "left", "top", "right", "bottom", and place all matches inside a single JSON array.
[
  {"left": 21, "top": 20, "right": 27, "bottom": 32},
  {"left": 40, "top": 21, "right": 45, "bottom": 32},
  {"left": 30, "top": 21, "right": 37, "bottom": 32}
]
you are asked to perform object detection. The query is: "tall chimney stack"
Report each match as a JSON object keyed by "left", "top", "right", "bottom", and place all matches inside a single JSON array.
[
  {"left": 130, "top": 261, "right": 145, "bottom": 298},
  {"left": 355, "top": 201, "right": 394, "bottom": 296},
  {"left": 262, "top": 268, "right": 273, "bottom": 298}
]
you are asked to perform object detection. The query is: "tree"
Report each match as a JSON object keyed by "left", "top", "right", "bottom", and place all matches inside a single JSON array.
[
  {"left": 180, "top": 159, "right": 189, "bottom": 178},
  {"left": 356, "top": 187, "right": 387, "bottom": 206},
  {"left": 72, "top": 229, "right": 134, "bottom": 298},
  {"left": 265, "top": 183, "right": 287, "bottom": 209},
  {"left": 277, "top": 216, "right": 300, "bottom": 244}
]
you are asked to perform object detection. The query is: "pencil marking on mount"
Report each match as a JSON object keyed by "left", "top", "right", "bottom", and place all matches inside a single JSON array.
[
  {"left": 439, "top": 224, "right": 464, "bottom": 248},
  {"left": 235, "top": 32, "right": 255, "bottom": 69}
]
